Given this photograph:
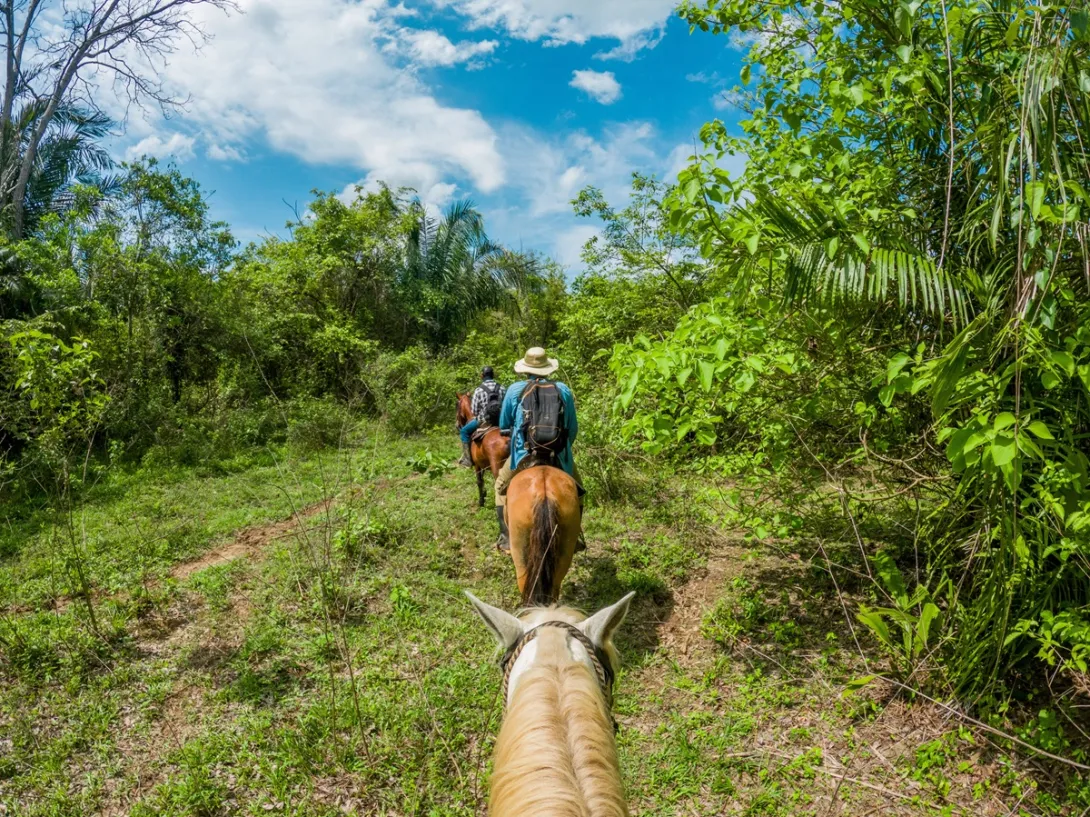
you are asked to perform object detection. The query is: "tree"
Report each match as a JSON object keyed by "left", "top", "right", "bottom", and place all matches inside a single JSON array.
[
  {"left": 4, "top": 102, "right": 117, "bottom": 237},
  {"left": 573, "top": 173, "right": 707, "bottom": 310},
  {"left": 402, "top": 199, "right": 533, "bottom": 348},
  {"left": 668, "top": 0, "right": 1090, "bottom": 693},
  {"left": 0, "top": 0, "right": 236, "bottom": 238}
]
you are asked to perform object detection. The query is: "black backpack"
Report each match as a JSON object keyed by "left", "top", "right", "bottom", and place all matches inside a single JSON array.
[
  {"left": 520, "top": 380, "right": 566, "bottom": 456},
  {"left": 482, "top": 381, "right": 503, "bottom": 425}
]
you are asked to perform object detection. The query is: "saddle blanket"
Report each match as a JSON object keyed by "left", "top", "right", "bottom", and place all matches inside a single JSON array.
[{"left": 471, "top": 425, "right": 496, "bottom": 443}]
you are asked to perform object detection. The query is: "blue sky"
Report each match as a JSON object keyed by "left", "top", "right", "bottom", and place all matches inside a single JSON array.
[{"left": 115, "top": 0, "right": 746, "bottom": 269}]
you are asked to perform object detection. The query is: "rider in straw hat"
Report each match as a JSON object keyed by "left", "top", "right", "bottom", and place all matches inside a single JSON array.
[{"left": 493, "top": 347, "right": 585, "bottom": 552}]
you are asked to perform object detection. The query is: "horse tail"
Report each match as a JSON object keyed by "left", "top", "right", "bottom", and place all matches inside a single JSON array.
[{"left": 523, "top": 496, "right": 561, "bottom": 606}]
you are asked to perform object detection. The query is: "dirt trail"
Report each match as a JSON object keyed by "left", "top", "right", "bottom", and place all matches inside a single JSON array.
[
  {"left": 657, "top": 544, "right": 746, "bottom": 658},
  {"left": 170, "top": 497, "right": 334, "bottom": 579}
]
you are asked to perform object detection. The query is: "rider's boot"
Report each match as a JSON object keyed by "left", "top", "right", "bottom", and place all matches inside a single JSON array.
[
  {"left": 495, "top": 506, "right": 510, "bottom": 553},
  {"left": 457, "top": 441, "right": 473, "bottom": 468}
]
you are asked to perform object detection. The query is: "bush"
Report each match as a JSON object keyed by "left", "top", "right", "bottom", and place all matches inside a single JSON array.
[
  {"left": 362, "top": 346, "right": 483, "bottom": 435},
  {"left": 286, "top": 396, "right": 356, "bottom": 452}
]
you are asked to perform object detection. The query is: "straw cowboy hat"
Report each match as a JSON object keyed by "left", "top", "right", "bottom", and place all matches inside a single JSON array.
[{"left": 514, "top": 347, "right": 559, "bottom": 377}]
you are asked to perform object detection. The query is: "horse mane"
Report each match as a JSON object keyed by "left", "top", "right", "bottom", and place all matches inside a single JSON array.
[
  {"left": 491, "top": 628, "right": 627, "bottom": 817},
  {"left": 523, "top": 497, "right": 561, "bottom": 606}
]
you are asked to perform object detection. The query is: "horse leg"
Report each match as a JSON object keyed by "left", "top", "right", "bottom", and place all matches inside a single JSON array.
[{"left": 476, "top": 468, "right": 485, "bottom": 508}]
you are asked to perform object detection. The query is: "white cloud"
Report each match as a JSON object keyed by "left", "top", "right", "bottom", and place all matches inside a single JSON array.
[
  {"left": 125, "top": 132, "right": 195, "bottom": 161},
  {"left": 433, "top": 0, "right": 675, "bottom": 55},
  {"left": 207, "top": 143, "right": 244, "bottom": 162},
  {"left": 554, "top": 224, "right": 600, "bottom": 267},
  {"left": 569, "top": 70, "right": 622, "bottom": 105},
  {"left": 685, "top": 71, "right": 719, "bottom": 84},
  {"left": 127, "top": 0, "right": 504, "bottom": 196},
  {"left": 665, "top": 143, "right": 696, "bottom": 180},
  {"left": 714, "top": 89, "right": 743, "bottom": 111},
  {"left": 482, "top": 120, "right": 670, "bottom": 271},
  {"left": 593, "top": 28, "right": 665, "bottom": 62},
  {"left": 340, "top": 171, "right": 459, "bottom": 213},
  {"left": 395, "top": 28, "right": 499, "bottom": 66},
  {"left": 496, "top": 121, "right": 656, "bottom": 221},
  {"left": 99, "top": 0, "right": 701, "bottom": 274}
]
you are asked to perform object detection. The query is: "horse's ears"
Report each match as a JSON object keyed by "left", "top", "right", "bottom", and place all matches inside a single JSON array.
[
  {"left": 580, "top": 591, "right": 636, "bottom": 650},
  {"left": 466, "top": 592, "right": 523, "bottom": 651}
]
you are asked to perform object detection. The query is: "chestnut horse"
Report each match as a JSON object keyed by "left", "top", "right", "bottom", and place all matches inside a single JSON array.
[
  {"left": 455, "top": 392, "right": 510, "bottom": 507},
  {"left": 506, "top": 464, "right": 581, "bottom": 605}
]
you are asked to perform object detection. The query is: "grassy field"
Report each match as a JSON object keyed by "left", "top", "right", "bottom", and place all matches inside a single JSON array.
[{"left": 1, "top": 425, "right": 1086, "bottom": 816}]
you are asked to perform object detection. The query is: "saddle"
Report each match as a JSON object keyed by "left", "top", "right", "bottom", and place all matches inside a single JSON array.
[{"left": 470, "top": 424, "right": 495, "bottom": 443}]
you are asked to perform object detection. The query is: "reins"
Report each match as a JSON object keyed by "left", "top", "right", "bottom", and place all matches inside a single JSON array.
[{"left": 499, "top": 621, "right": 619, "bottom": 731}]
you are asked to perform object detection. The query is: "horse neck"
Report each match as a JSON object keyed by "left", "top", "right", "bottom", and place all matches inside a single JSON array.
[{"left": 490, "top": 630, "right": 627, "bottom": 817}]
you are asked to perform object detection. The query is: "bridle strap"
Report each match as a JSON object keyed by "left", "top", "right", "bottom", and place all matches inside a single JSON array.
[{"left": 500, "top": 621, "right": 618, "bottom": 729}]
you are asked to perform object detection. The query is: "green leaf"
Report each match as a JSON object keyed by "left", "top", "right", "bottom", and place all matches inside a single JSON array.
[
  {"left": 857, "top": 608, "right": 893, "bottom": 649},
  {"left": 932, "top": 338, "right": 969, "bottom": 417},
  {"left": 885, "top": 354, "right": 910, "bottom": 385},
  {"left": 915, "top": 603, "right": 940, "bottom": 656},
  {"left": 1026, "top": 421, "right": 1054, "bottom": 440},
  {"left": 845, "top": 674, "right": 880, "bottom": 691},
  {"left": 851, "top": 233, "right": 871, "bottom": 255},
  {"left": 699, "top": 360, "right": 715, "bottom": 392},
  {"left": 993, "top": 412, "right": 1016, "bottom": 432},
  {"left": 895, "top": 3, "right": 913, "bottom": 39},
  {"left": 873, "top": 550, "right": 907, "bottom": 604},
  {"left": 1025, "top": 181, "right": 1045, "bottom": 220},
  {"left": 744, "top": 233, "right": 760, "bottom": 255},
  {"left": 991, "top": 435, "right": 1017, "bottom": 467},
  {"left": 740, "top": 64, "right": 752, "bottom": 85},
  {"left": 1041, "top": 370, "right": 1061, "bottom": 390},
  {"left": 895, "top": 44, "right": 913, "bottom": 63},
  {"left": 1050, "top": 350, "right": 1075, "bottom": 376},
  {"left": 619, "top": 371, "right": 639, "bottom": 410},
  {"left": 824, "top": 236, "right": 839, "bottom": 257},
  {"left": 1005, "top": 17, "right": 1020, "bottom": 46},
  {"left": 878, "top": 384, "right": 896, "bottom": 408},
  {"left": 676, "top": 366, "right": 693, "bottom": 388}
]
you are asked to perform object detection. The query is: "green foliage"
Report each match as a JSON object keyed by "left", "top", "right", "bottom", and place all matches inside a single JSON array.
[
  {"left": 856, "top": 551, "right": 944, "bottom": 683},
  {"left": 609, "top": 296, "right": 799, "bottom": 464},
  {"left": 662, "top": 0, "right": 1090, "bottom": 696}
]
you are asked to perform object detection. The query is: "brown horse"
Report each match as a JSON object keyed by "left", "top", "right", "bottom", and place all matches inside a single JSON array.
[
  {"left": 505, "top": 465, "right": 581, "bottom": 605},
  {"left": 456, "top": 392, "right": 510, "bottom": 507}
]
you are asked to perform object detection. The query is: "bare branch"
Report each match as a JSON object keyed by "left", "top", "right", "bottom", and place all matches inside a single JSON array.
[{"left": 1, "top": 0, "right": 238, "bottom": 236}]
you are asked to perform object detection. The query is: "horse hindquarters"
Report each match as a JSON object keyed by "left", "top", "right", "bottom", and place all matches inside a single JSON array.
[{"left": 508, "top": 467, "right": 580, "bottom": 605}]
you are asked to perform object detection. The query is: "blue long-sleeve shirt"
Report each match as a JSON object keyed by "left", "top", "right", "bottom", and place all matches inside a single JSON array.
[{"left": 499, "top": 377, "right": 577, "bottom": 475}]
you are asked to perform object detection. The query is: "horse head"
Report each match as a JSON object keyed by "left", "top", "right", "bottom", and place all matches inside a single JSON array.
[
  {"left": 455, "top": 392, "right": 472, "bottom": 428},
  {"left": 466, "top": 591, "right": 635, "bottom": 706},
  {"left": 466, "top": 591, "right": 635, "bottom": 817}
]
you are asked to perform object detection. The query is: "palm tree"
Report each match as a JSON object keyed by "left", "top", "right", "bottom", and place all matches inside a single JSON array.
[
  {"left": 402, "top": 200, "right": 536, "bottom": 346},
  {"left": 0, "top": 101, "right": 117, "bottom": 238}
]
